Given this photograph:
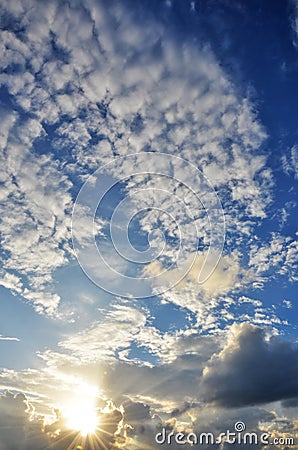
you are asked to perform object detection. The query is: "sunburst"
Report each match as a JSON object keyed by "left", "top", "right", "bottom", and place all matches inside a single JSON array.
[{"left": 64, "top": 397, "right": 99, "bottom": 437}]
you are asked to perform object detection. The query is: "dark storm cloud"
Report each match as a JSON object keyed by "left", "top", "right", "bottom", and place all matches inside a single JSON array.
[
  {"left": 0, "top": 391, "right": 50, "bottom": 450},
  {"left": 200, "top": 323, "right": 298, "bottom": 407},
  {"left": 282, "top": 397, "right": 298, "bottom": 408}
]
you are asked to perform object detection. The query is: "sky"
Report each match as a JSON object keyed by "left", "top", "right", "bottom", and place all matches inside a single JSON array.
[{"left": 0, "top": 0, "right": 297, "bottom": 449}]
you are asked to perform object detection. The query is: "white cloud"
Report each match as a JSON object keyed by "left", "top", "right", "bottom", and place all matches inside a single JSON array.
[
  {"left": 0, "top": 334, "right": 20, "bottom": 341},
  {"left": 0, "top": 0, "right": 275, "bottom": 315},
  {"left": 283, "top": 299, "right": 293, "bottom": 309},
  {"left": 290, "top": 0, "right": 298, "bottom": 47},
  {"left": 281, "top": 145, "right": 298, "bottom": 179},
  {"left": 58, "top": 303, "right": 148, "bottom": 361},
  {"left": 249, "top": 233, "right": 298, "bottom": 283},
  {"left": 0, "top": 111, "right": 73, "bottom": 313},
  {"left": 144, "top": 252, "right": 240, "bottom": 298}
]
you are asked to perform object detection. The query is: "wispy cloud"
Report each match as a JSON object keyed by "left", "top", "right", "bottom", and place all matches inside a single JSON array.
[{"left": 0, "top": 335, "right": 20, "bottom": 342}]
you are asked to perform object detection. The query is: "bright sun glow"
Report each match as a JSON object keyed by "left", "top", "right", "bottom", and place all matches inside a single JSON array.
[{"left": 64, "top": 398, "right": 98, "bottom": 436}]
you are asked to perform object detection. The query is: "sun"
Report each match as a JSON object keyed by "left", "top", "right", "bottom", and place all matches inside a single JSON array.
[{"left": 64, "top": 398, "right": 99, "bottom": 437}]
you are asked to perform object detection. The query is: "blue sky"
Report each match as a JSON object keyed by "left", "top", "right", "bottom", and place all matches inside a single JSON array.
[{"left": 0, "top": 0, "right": 297, "bottom": 448}]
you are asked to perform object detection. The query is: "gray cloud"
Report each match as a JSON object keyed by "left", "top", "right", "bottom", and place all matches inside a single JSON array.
[
  {"left": 1, "top": 325, "right": 297, "bottom": 449},
  {"left": 200, "top": 323, "right": 298, "bottom": 407},
  {"left": 0, "top": 392, "right": 50, "bottom": 450}
]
